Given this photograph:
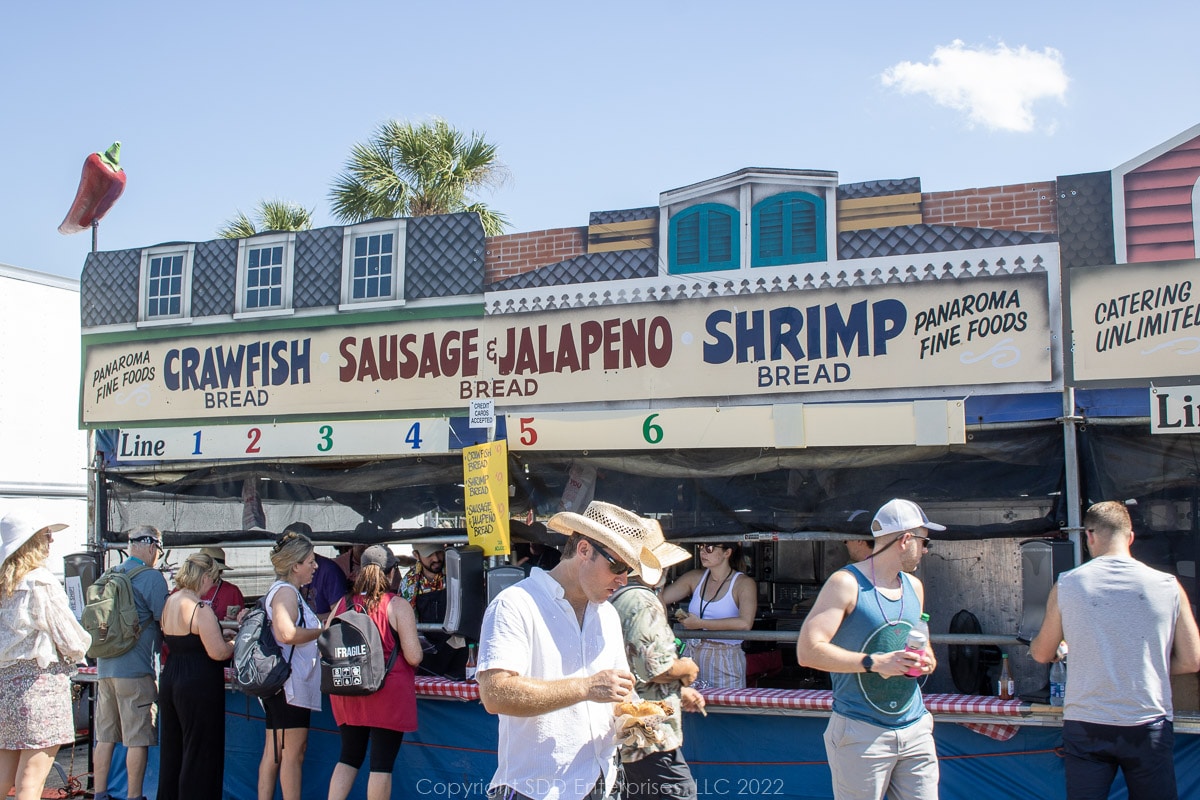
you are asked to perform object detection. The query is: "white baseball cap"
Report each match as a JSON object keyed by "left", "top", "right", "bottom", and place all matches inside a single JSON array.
[{"left": 870, "top": 499, "right": 946, "bottom": 538}]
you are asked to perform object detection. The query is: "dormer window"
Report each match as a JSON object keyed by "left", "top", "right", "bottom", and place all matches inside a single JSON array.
[
  {"left": 340, "top": 219, "right": 407, "bottom": 309},
  {"left": 138, "top": 244, "right": 194, "bottom": 323},
  {"left": 752, "top": 191, "right": 826, "bottom": 267},
  {"left": 669, "top": 203, "right": 739, "bottom": 274},
  {"left": 236, "top": 233, "right": 295, "bottom": 315}
]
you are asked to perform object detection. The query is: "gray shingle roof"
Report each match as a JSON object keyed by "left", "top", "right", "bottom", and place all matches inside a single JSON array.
[
  {"left": 838, "top": 224, "right": 1056, "bottom": 259},
  {"left": 838, "top": 178, "right": 922, "bottom": 200},
  {"left": 1055, "top": 172, "right": 1114, "bottom": 269},
  {"left": 488, "top": 249, "right": 658, "bottom": 291},
  {"left": 589, "top": 207, "right": 658, "bottom": 225}
]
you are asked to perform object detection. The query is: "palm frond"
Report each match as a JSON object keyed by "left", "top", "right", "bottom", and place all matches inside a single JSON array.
[{"left": 217, "top": 211, "right": 257, "bottom": 239}]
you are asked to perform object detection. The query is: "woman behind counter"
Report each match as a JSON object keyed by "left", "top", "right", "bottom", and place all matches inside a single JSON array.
[
  {"left": 157, "top": 552, "right": 234, "bottom": 800},
  {"left": 660, "top": 543, "right": 757, "bottom": 688},
  {"left": 0, "top": 513, "right": 90, "bottom": 800},
  {"left": 258, "top": 532, "right": 323, "bottom": 800},
  {"left": 327, "top": 545, "right": 423, "bottom": 800}
]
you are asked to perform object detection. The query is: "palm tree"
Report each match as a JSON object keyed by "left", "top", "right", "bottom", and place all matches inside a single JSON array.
[
  {"left": 217, "top": 199, "right": 315, "bottom": 238},
  {"left": 329, "top": 117, "right": 510, "bottom": 235}
]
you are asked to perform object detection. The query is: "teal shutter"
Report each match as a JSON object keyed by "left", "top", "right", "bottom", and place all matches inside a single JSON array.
[
  {"left": 752, "top": 192, "right": 826, "bottom": 266},
  {"left": 669, "top": 204, "right": 739, "bottom": 273}
]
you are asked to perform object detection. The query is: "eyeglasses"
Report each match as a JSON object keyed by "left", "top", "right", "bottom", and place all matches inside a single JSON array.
[{"left": 587, "top": 538, "right": 633, "bottom": 575}]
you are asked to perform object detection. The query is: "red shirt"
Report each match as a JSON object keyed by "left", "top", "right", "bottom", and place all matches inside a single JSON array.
[
  {"left": 328, "top": 593, "right": 417, "bottom": 732},
  {"left": 201, "top": 579, "right": 245, "bottom": 620}
]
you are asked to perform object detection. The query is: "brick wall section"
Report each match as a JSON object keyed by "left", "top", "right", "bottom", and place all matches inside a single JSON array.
[
  {"left": 922, "top": 181, "right": 1059, "bottom": 233},
  {"left": 484, "top": 227, "right": 587, "bottom": 285}
]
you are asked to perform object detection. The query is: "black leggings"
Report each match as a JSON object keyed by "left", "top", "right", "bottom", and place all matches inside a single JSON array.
[{"left": 337, "top": 725, "right": 405, "bottom": 772}]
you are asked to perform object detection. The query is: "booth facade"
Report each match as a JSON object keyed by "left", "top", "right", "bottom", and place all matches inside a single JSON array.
[{"left": 77, "top": 128, "right": 1200, "bottom": 798}]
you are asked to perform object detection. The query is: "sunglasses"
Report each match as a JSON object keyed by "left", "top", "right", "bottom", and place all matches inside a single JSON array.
[
  {"left": 587, "top": 538, "right": 633, "bottom": 575},
  {"left": 909, "top": 534, "right": 932, "bottom": 550},
  {"left": 699, "top": 544, "right": 729, "bottom": 554}
]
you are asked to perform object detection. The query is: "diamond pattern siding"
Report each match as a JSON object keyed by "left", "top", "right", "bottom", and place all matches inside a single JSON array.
[
  {"left": 191, "top": 239, "right": 237, "bottom": 317},
  {"left": 590, "top": 207, "right": 659, "bottom": 225},
  {"left": 838, "top": 178, "right": 922, "bottom": 200},
  {"left": 838, "top": 224, "right": 1056, "bottom": 259},
  {"left": 405, "top": 213, "right": 486, "bottom": 299},
  {"left": 81, "top": 249, "right": 140, "bottom": 327},
  {"left": 1055, "top": 172, "right": 1115, "bottom": 269},
  {"left": 294, "top": 227, "right": 343, "bottom": 309},
  {"left": 488, "top": 248, "right": 658, "bottom": 291}
]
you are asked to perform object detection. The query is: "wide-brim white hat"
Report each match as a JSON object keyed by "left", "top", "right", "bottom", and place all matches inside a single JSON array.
[
  {"left": 0, "top": 513, "right": 66, "bottom": 565},
  {"left": 547, "top": 501, "right": 662, "bottom": 584}
]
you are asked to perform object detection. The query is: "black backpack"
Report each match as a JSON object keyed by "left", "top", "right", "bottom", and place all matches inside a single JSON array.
[
  {"left": 231, "top": 588, "right": 299, "bottom": 698},
  {"left": 318, "top": 594, "right": 398, "bottom": 696}
]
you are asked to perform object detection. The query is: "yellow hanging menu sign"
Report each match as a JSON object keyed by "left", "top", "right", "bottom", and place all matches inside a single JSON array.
[{"left": 463, "top": 439, "right": 511, "bottom": 556}]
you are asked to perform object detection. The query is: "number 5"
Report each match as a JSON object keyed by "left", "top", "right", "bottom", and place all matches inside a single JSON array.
[{"left": 519, "top": 417, "right": 538, "bottom": 446}]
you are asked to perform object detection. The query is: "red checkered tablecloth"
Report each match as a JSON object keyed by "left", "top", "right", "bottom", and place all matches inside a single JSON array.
[
  {"left": 696, "top": 688, "right": 1023, "bottom": 741},
  {"left": 416, "top": 676, "right": 482, "bottom": 700}
]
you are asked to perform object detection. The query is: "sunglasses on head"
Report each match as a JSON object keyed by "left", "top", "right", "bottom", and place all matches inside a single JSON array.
[{"left": 586, "top": 538, "right": 633, "bottom": 575}]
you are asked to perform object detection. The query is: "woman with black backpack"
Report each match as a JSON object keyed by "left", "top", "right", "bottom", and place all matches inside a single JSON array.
[
  {"left": 257, "top": 532, "right": 323, "bottom": 800},
  {"left": 325, "top": 545, "right": 423, "bottom": 800}
]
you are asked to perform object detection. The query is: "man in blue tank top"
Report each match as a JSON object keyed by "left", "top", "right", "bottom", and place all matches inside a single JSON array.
[
  {"left": 1031, "top": 500, "right": 1200, "bottom": 800},
  {"left": 797, "top": 499, "right": 942, "bottom": 800}
]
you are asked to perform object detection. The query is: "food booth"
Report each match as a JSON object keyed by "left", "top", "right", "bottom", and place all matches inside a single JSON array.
[{"left": 75, "top": 148, "right": 1200, "bottom": 798}]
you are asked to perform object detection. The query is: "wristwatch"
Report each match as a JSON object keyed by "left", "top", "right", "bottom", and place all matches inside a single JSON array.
[{"left": 861, "top": 654, "right": 875, "bottom": 674}]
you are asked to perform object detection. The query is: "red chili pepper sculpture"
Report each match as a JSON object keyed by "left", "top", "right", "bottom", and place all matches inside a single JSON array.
[{"left": 58, "top": 142, "right": 127, "bottom": 234}]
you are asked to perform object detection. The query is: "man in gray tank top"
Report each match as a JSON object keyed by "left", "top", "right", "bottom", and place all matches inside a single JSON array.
[{"left": 1031, "top": 500, "right": 1200, "bottom": 800}]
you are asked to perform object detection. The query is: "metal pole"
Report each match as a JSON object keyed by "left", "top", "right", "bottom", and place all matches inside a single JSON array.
[
  {"left": 1061, "top": 387, "right": 1083, "bottom": 565},
  {"left": 91, "top": 221, "right": 98, "bottom": 253}
]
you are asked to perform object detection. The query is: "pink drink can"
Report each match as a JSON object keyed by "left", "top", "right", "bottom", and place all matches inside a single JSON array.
[{"left": 904, "top": 630, "right": 927, "bottom": 677}]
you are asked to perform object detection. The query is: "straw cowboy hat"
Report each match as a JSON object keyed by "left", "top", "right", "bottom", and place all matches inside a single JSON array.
[
  {"left": 198, "top": 546, "right": 233, "bottom": 572},
  {"left": 642, "top": 518, "right": 691, "bottom": 569},
  {"left": 547, "top": 501, "right": 662, "bottom": 584},
  {"left": 0, "top": 513, "right": 67, "bottom": 565}
]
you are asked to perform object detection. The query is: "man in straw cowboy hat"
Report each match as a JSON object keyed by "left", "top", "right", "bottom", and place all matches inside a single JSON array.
[
  {"left": 477, "top": 501, "right": 662, "bottom": 800},
  {"left": 611, "top": 519, "right": 706, "bottom": 800}
]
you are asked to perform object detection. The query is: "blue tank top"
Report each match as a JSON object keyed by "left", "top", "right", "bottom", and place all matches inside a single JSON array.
[{"left": 829, "top": 565, "right": 927, "bottom": 729}]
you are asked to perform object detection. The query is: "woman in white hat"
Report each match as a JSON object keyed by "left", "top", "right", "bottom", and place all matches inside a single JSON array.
[{"left": 0, "top": 513, "right": 91, "bottom": 800}]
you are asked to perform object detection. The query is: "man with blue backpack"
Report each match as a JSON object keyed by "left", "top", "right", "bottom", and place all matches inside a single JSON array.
[{"left": 89, "top": 525, "right": 169, "bottom": 800}]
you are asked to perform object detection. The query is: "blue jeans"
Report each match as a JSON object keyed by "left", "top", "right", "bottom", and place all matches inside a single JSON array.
[{"left": 1062, "top": 717, "right": 1177, "bottom": 800}]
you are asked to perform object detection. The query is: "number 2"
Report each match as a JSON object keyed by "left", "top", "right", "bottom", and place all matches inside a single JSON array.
[{"left": 246, "top": 427, "right": 262, "bottom": 453}]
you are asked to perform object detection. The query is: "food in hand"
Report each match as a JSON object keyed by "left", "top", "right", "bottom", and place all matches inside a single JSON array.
[
  {"left": 615, "top": 700, "right": 672, "bottom": 719},
  {"left": 674, "top": 608, "right": 689, "bottom": 621}
]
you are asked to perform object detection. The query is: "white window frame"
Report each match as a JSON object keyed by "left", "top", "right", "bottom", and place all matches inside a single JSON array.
[
  {"left": 339, "top": 219, "right": 406, "bottom": 311},
  {"left": 235, "top": 232, "right": 296, "bottom": 318},
  {"left": 138, "top": 244, "right": 195, "bottom": 326}
]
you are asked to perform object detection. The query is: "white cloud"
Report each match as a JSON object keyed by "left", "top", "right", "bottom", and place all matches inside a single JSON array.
[{"left": 881, "top": 40, "right": 1069, "bottom": 133}]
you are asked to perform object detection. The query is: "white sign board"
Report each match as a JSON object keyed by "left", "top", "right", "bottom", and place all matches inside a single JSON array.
[
  {"left": 469, "top": 399, "right": 496, "bottom": 429},
  {"left": 1150, "top": 385, "right": 1200, "bottom": 434}
]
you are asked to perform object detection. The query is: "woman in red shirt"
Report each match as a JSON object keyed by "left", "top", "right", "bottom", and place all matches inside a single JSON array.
[{"left": 326, "top": 545, "right": 423, "bottom": 800}]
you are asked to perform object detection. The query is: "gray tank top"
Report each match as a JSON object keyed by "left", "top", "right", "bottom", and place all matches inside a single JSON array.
[{"left": 1057, "top": 555, "right": 1180, "bottom": 724}]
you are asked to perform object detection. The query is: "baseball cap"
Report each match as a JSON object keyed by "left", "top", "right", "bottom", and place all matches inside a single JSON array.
[
  {"left": 413, "top": 543, "right": 445, "bottom": 558},
  {"left": 361, "top": 545, "right": 398, "bottom": 571},
  {"left": 870, "top": 499, "right": 946, "bottom": 538}
]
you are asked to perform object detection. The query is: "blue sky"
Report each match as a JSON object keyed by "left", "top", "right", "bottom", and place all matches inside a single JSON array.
[{"left": 4, "top": 1, "right": 1198, "bottom": 278}]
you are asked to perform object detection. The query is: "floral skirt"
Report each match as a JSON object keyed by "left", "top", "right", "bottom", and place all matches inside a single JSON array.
[{"left": 0, "top": 659, "right": 77, "bottom": 749}]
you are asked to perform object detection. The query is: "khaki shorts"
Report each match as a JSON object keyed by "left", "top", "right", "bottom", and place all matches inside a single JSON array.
[{"left": 95, "top": 676, "right": 159, "bottom": 747}]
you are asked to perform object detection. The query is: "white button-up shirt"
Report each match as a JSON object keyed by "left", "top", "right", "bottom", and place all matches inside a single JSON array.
[{"left": 479, "top": 567, "right": 628, "bottom": 800}]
